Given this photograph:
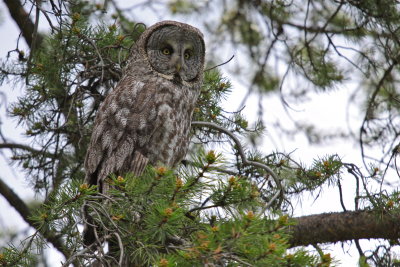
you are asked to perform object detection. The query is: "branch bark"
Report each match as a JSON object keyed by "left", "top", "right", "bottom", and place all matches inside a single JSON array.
[
  {"left": 289, "top": 210, "right": 400, "bottom": 247},
  {"left": 3, "top": 0, "right": 43, "bottom": 48}
]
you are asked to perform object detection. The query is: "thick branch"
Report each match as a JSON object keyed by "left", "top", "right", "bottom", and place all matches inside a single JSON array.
[
  {"left": 289, "top": 210, "right": 400, "bottom": 247},
  {"left": 3, "top": 0, "right": 42, "bottom": 48},
  {"left": 0, "top": 176, "right": 31, "bottom": 221},
  {"left": 0, "top": 176, "right": 70, "bottom": 258}
]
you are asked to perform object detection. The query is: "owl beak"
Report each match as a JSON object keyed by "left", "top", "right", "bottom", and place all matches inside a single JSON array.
[{"left": 175, "top": 62, "right": 181, "bottom": 72}]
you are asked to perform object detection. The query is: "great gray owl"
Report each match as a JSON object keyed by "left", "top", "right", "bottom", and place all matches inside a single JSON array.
[{"left": 84, "top": 21, "right": 205, "bottom": 193}]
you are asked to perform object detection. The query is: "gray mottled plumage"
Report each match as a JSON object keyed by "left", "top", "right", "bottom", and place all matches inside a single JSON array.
[{"left": 84, "top": 21, "right": 205, "bottom": 193}]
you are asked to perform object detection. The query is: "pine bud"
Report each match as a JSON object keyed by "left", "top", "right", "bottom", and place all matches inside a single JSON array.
[
  {"left": 71, "top": 13, "right": 81, "bottom": 21},
  {"left": 273, "top": 234, "right": 281, "bottom": 239},
  {"left": 250, "top": 190, "right": 260, "bottom": 198},
  {"left": 268, "top": 242, "right": 277, "bottom": 252},
  {"left": 245, "top": 211, "right": 255, "bottom": 220},
  {"left": 206, "top": 150, "right": 217, "bottom": 164},
  {"left": 323, "top": 160, "right": 330, "bottom": 168},
  {"left": 108, "top": 24, "right": 117, "bottom": 31},
  {"left": 164, "top": 208, "right": 173, "bottom": 217},
  {"left": 79, "top": 183, "right": 89, "bottom": 192},
  {"left": 156, "top": 166, "right": 168, "bottom": 176},
  {"left": 175, "top": 177, "right": 183, "bottom": 189},
  {"left": 159, "top": 258, "right": 168, "bottom": 267},
  {"left": 321, "top": 253, "right": 332, "bottom": 263},
  {"left": 387, "top": 200, "right": 394, "bottom": 209},
  {"left": 228, "top": 176, "right": 236, "bottom": 185},
  {"left": 72, "top": 26, "right": 81, "bottom": 35},
  {"left": 200, "top": 240, "right": 210, "bottom": 249}
]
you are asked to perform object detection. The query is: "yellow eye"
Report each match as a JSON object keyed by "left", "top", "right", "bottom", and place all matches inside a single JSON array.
[
  {"left": 184, "top": 52, "right": 191, "bottom": 59},
  {"left": 162, "top": 48, "right": 172, "bottom": 55}
]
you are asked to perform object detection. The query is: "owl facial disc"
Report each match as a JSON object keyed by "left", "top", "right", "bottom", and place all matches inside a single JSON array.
[{"left": 145, "top": 25, "right": 205, "bottom": 83}]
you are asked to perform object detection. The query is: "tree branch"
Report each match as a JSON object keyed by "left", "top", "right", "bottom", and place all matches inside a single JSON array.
[
  {"left": 289, "top": 210, "right": 400, "bottom": 247},
  {"left": 3, "top": 0, "right": 43, "bottom": 48},
  {"left": 0, "top": 176, "right": 70, "bottom": 258},
  {"left": 0, "top": 176, "right": 31, "bottom": 221},
  {"left": 0, "top": 142, "right": 57, "bottom": 159}
]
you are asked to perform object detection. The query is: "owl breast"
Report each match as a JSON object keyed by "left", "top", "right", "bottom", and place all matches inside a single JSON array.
[{"left": 140, "top": 77, "right": 200, "bottom": 167}]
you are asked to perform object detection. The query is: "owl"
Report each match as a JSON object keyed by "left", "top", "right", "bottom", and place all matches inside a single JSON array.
[{"left": 84, "top": 21, "right": 205, "bottom": 193}]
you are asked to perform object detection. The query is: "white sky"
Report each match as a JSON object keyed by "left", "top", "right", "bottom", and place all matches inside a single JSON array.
[{"left": 0, "top": 0, "right": 395, "bottom": 266}]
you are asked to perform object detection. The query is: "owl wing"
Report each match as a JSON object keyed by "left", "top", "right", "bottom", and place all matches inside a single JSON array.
[{"left": 84, "top": 77, "right": 158, "bottom": 190}]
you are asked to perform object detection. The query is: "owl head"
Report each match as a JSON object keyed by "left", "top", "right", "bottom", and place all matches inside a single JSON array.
[{"left": 136, "top": 21, "right": 205, "bottom": 84}]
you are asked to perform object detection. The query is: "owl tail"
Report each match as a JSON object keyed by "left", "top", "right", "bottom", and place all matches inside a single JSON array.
[
  {"left": 82, "top": 151, "right": 149, "bottom": 245},
  {"left": 130, "top": 151, "right": 149, "bottom": 177}
]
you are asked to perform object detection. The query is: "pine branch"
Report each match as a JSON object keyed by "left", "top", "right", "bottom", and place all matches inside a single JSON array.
[
  {"left": 191, "top": 121, "right": 284, "bottom": 210},
  {"left": 5, "top": 0, "right": 84, "bottom": 190},
  {"left": 0, "top": 176, "right": 70, "bottom": 259},
  {"left": 289, "top": 210, "right": 400, "bottom": 247}
]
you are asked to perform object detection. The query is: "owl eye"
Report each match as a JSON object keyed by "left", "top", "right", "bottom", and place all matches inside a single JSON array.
[
  {"left": 183, "top": 50, "right": 192, "bottom": 59},
  {"left": 161, "top": 47, "right": 173, "bottom": 55}
]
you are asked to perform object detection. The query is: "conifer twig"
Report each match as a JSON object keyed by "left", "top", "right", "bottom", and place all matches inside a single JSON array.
[{"left": 191, "top": 121, "right": 284, "bottom": 210}]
